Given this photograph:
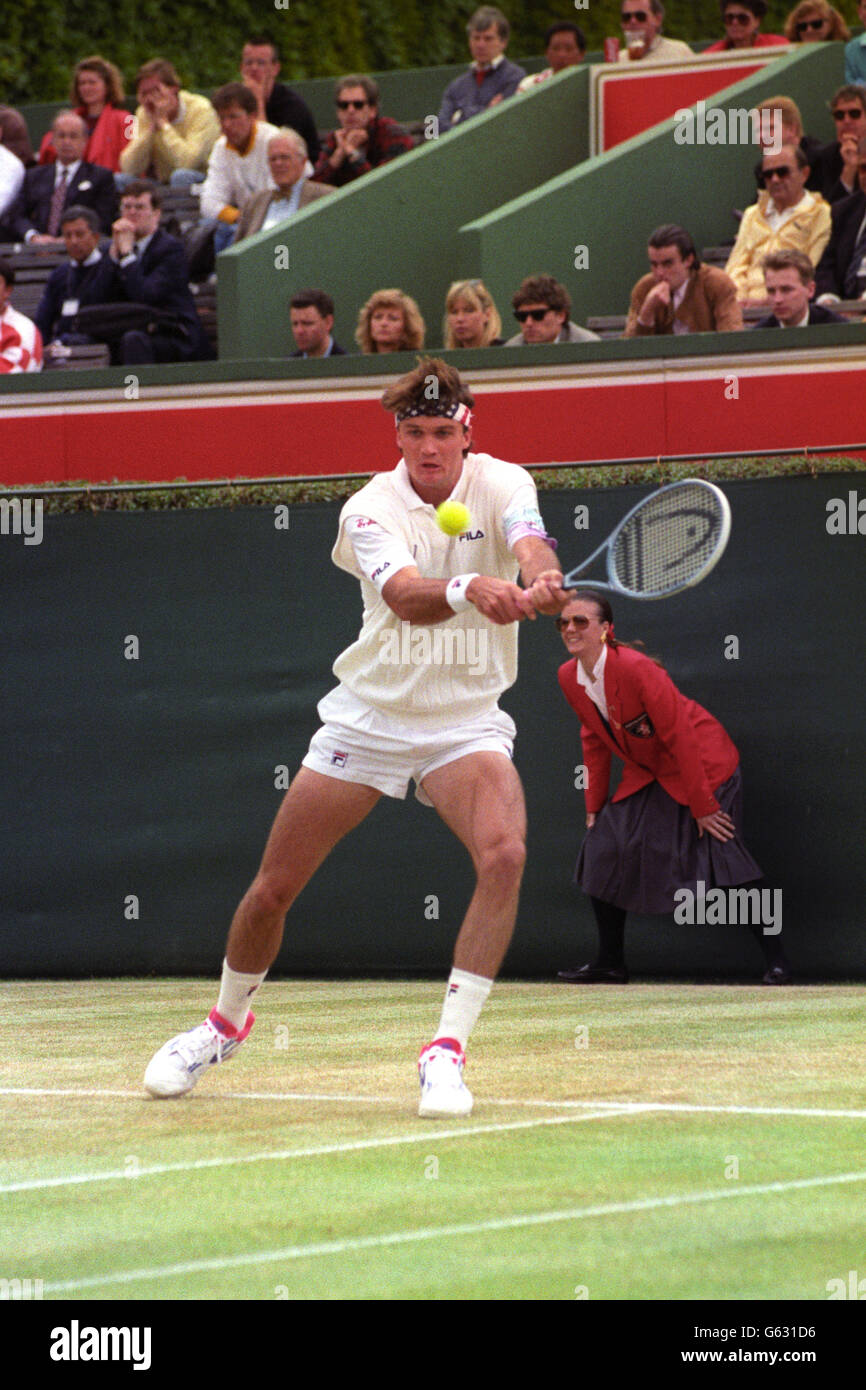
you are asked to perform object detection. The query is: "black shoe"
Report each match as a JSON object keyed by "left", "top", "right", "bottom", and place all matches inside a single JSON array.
[
  {"left": 557, "top": 963, "right": 629, "bottom": 984},
  {"left": 762, "top": 965, "right": 792, "bottom": 985}
]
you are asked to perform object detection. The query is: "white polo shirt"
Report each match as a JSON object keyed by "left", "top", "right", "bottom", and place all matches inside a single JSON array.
[{"left": 330, "top": 452, "right": 547, "bottom": 723}]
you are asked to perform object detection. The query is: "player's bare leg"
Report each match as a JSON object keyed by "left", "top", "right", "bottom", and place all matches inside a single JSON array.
[
  {"left": 144, "top": 769, "right": 380, "bottom": 1096},
  {"left": 415, "top": 751, "right": 527, "bottom": 1116},
  {"left": 226, "top": 769, "right": 382, "bottom": 973}
]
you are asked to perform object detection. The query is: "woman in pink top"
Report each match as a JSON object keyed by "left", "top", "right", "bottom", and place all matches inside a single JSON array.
[
  {"left": 704, "top": 0, "right": 789, "bottom": 49},
  {"left": 39, "top": 56, "right": 131, "bottom": 173}
]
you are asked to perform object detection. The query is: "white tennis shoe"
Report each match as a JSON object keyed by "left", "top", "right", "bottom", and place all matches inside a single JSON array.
[
  {"left": 144, "top": 1009, "right": 254, "bottom": 1098},
  {"left": 418, "top": 1038, "right": 473, "bottom": 1118}
]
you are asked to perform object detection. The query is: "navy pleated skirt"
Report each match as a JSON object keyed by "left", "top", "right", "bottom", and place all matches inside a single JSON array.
[{"left": 575, "top": 767, "right": 763, "bottom": 915}]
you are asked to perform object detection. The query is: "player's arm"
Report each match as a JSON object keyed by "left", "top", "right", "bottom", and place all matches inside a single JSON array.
[
  {"left": 347, "top": 517, "right": 534, "bottom": 626},
  {"left": 503, "top": 487, "right": 565, "bottom": 614},
  {"left": 512, "top": 534, "right": 564, "bottom": 614},
  {"left": 383, "top": 566, "right": 535, "bottom": 626}
]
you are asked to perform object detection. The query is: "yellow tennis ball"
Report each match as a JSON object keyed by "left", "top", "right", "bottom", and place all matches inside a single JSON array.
[{"left": 436, "top": 501, "right": 471, "bottom": 536}]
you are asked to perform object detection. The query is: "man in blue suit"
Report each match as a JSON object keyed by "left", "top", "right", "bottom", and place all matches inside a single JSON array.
[
  {"left": 88, "top": 179, "right": 211, "bottom": 362},
  {"left": 34, "top": 207, "right": 109, "bottom": 347}
]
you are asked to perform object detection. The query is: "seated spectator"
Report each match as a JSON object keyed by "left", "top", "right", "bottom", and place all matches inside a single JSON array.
[
  {"left": 783, "top": 0, "right": 850, "bottom": 42},
  {"left": 753, "top": 248, "right": 846, "bottom": 324},
  {"left": 438, "top": 6, "right": 526, "bottom": 131},
  {"left": 808, "top": 86, "right": 866, "bottom": 204},
  {"left": 240, "top": 34, "right": 320, "bottom": 165},
  {"left": 704, "top": 0, "right": 788, "bottom": 50},
  {"left": 0, "top": 258, "right": 42, "bottom": 373},
  {"left": 725, "top": 144, "right": 831, "bottom": 301},
  {"left": 504, "top": 274, "right": 599, "bottom": 345},
  {"left": 844, "top": 0, "right": 866, "bottom": 83},
  {"left": 619, "top": 1, "right": 694, "bottom": 62},
  {"left": 3, "top": 111, "right": 116, "bottom": 245},
  {"left": 198, "top": 84, "right": 279, "bottom": 252},
  {"left": 85, "top": 179, "right": 210, "bottom": 363},
  {"left": 815, "top": 134, "right": 866, "bottom": 300},
  {"left": 0, "top": 105, "right": 34, "bottom": 166},
  {"left": 518, "top": 23, "right": 585, "bottom": 92},
  {"left": 751, "top": 95, "right": 823, "bottom": 173},
  {"left": 355, "top": 288, "right": 425, "bottom": 353},
  {"left": 313, "top": 76, "right": 413, "bottom": 187},
  {"left": 443, "top": 278, "right": 503, "bottom": 347},
  {"left": 34, "top": 205, "right": 109, "bottom": 349},
  {"left": 38, "top": 57, "right": 131, "bottom": 173},
  {"left": 289, "top": 289, "right": 347, "bottom": 357},
  {"left": 120, "top": 59, "right": 219, "bottom": 187},
  {"left": 625, "top": 225, "right": 743, "bottom": 334},
  {"left": 0, "top": 143, "right": 24, "bottom": 224},
  {"left": 236, "top": 131, "right": 335, "bottom": 242}
]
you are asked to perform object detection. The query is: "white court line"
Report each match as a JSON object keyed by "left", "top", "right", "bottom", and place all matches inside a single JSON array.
[
  {"left": 3, "top": 1086, "right": 866, "bottom": 1123},
  {"left": 0, "top": 1109, "right": 628, "bottom": 1195},
  {"left": 42, "top": 1168, "right": 866, "bottom": 1295}
]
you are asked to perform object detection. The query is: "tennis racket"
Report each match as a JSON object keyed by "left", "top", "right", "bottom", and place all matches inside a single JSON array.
[{"left": 560, "top": 479, "right": 731, "bottom": 599}]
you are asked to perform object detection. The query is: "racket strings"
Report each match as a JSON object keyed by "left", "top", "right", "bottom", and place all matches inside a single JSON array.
[{"left": 611, "top": 484, "right": 726, "bottom": 597}]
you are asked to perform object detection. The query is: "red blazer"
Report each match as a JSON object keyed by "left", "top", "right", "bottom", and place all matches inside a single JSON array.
[
  {"left": 558, "top": 643, "right": 739, "bottom": 819},
  {"left": 39, "top": 105, "right": 131, "bottom": 173}
]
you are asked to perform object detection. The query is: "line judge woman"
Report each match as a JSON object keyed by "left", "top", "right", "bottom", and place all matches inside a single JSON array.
[{"left": 554, "top": 589, "right": 790, "bottom": 984}]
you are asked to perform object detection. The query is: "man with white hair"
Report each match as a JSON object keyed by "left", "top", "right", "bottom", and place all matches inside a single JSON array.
[{"left": 235, "top": 129, "right": 336, "bottom": 241}]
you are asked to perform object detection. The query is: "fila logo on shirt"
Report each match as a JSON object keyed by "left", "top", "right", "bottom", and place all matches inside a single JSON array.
[{"left": 457, "top": 529, "right": 484, "bottom": 541}]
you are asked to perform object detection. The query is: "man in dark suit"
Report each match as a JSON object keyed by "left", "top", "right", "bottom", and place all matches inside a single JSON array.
[
  {"left": 1, "top": 111, "right": 116, "bottom": 244},
  {"left": 807, "top": 86, "right": 866, "bottom": 206},
  {"left": 752, "top": 250, "right": 847, "bottom": 327},
  {"left": 87, "top": 179, "right": 211, "bottom": 363},
  {"left": 288, "top": 289, "right": 347, "bottom": 358},
  {"left": 34, "top": 206, "right": 109, "bottom": 347},
  {"left": 815, "top": 137, "right": 866, "bottom": 301}
]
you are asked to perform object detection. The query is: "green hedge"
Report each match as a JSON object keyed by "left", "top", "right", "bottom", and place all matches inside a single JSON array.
[{"left": 2, "top": 0, "right": 856, "bottom": 103}]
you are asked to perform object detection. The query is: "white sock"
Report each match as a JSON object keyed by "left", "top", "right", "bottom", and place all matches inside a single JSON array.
[
  {"left": 434, "top": 968, "right": 493, "bottom": 1051},
  {"left": 215, "top": 959, "right": 266, "bottom": 1033}
]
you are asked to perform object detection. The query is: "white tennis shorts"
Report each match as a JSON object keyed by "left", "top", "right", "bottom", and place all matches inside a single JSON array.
[{"left": 302, "top": 684, "right": 516, "bottom": 805}]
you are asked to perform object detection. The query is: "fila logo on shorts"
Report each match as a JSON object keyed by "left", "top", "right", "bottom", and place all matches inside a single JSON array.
[{"left": 331, "top": 750, "right": 349, "bottom": 767}]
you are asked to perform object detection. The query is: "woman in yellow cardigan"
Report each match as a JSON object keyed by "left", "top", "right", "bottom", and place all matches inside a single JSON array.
[{"left": 725, "top": 143, "right": 831, "bottom": 301}]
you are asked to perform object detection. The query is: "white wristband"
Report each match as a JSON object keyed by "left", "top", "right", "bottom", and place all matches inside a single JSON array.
[{"left": 445, "top": 573, "right": 479, "bottom": 613}]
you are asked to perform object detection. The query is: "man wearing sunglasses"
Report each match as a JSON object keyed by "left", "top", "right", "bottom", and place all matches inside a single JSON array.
[
  {"left": 504, "top": 274, "right": 599, "bottom": 346},
  {"left": 807, "top": 86, "right": 866, "bottom": 205},
  {"left": 725, "top": 144, "right": 831, "bottom": 301},
  {"left": 617, "top": 0, "right": 693, "bottom": 62},
  {"left": 312, "top": 74, "right": 413, "bottom": 187},
  {"left": 815, "top": 134, "right": 866, "bottom": 302}
]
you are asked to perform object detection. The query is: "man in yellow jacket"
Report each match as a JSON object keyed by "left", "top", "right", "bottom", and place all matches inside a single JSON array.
[
  {"left": 120, "top": 59, "right": 219, "bottom": 187},
  {"left": 725, "top": 144, "right": 831, "bottom": 302}
]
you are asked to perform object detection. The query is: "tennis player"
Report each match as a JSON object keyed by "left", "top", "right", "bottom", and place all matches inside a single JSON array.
[
  {"left": 555, "top": 589, "right": 791, "bottom": 984},
  {"left": 145, "top": 357, "right": 565, "bottom": 1116}
]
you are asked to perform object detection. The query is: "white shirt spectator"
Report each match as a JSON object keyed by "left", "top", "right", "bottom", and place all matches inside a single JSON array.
[
  {"left": 199, "top": 120, "right": 280, "bottom": 221},
  {"left": 0, "top": 144, "right": 25, "bottom": 220},
  {"left": 0, "top": 303, "right": 43, "bottom": 373}
]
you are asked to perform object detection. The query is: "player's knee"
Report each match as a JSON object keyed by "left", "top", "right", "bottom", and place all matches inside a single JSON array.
[
  {"left": 478, "top": 834, "right": 526, "bottom": 886},
  {"left": 244, "top": 872, "right": 293, "bottom": 922}
]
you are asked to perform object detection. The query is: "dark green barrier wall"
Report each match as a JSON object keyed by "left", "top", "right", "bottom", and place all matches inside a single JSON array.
[
  {"left": 217, "top": 67, "right": 590, "bottom": 359},
  {"left": 2, "top": 474, "right": 864, "bottom": 980}
]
